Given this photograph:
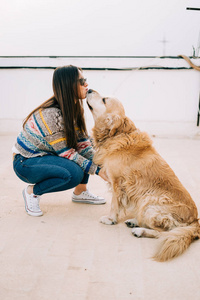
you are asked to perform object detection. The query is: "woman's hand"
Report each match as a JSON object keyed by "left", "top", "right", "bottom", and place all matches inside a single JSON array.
[{"left": 98, "top": 168, "right": 110, "bottom": 182}]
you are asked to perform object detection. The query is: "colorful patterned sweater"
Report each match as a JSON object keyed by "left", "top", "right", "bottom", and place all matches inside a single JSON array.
[{"left": 14, "top": 107, "right": 100, "bottom": 175}]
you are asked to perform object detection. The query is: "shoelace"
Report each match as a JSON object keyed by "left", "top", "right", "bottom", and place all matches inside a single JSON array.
[
  {"left": 29, "top": 195, "right": 41, "bottom": 211},
  {"left": 82, "top": 191, "right": 100, "bottom": 199}
]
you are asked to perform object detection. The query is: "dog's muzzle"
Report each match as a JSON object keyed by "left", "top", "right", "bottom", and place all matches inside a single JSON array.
[{"left": 86, "top": 89, "right": 94, "bottom": 110}]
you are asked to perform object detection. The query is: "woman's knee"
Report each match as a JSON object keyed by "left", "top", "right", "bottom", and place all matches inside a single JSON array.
[
  {"left": 68, "top": 166, "right": 84, "bottom": 187},
  {"left": 47, "top": 163, "right": 84, "bottom": 188},
  {"left": 33, "top": 167, "right": 85, "bottom": 195},
  {"left": 52, "top": 156, "right": 85, "bottom": 185},
  {"left": 53, "top": 168, "right": 84, "bottom": 192}
]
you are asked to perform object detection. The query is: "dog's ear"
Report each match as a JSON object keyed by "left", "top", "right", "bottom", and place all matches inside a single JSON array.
[
  {"left": 105, "top": 114, "right": 124, "bottom": 136},
  {"left": 105, "top": 114, "right": 136, "bottom": 136},
  {"left": 92, "top": 114, "right": 121, "bottom": 144},
  {"left": 92, "top": 113, "right": 137, "bottom": 146}
]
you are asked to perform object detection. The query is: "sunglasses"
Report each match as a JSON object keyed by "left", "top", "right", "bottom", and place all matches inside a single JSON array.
[{"left": 78, "top": 78, "right": 87, "bottom": 86}]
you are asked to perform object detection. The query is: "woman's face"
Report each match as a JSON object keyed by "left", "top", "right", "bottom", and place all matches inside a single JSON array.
[{"left": 77, "top": 71, "right": 88, "bottom": 100}]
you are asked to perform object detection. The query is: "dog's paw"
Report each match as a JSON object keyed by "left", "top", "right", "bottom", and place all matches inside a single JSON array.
[
  {"left": 125, "top": 218, "right": 139, "bottom": 228},
  {"left": 132, "top": 228, "right": 144, "bottom": 238},
  {"left": 100, "top": 216, "right": 117, "bottom": 225}
]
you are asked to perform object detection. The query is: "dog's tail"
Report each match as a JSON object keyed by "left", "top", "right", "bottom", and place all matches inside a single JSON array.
[{"left": 153, "top": 221, "right": 200, "bottom": 262}]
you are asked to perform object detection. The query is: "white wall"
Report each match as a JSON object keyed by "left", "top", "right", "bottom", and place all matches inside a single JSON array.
[{"left": 0, "top": 60, "right": 200, "bottom": 138}]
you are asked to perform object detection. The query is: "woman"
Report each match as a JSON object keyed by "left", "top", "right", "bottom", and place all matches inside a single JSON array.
[{"left": 12, "top": 65, "right": 108, "bottom": 217}]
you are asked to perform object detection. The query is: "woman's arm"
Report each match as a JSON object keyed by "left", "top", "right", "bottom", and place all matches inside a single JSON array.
[
  {"left": 76, "top": 138, "right": 95, "bottom": 161},
  {"left": 54, "top": 143, "right": 100, "bottom": 175},
  {"left": 34, "top": 107, "right": 100, "bottom": 175}
]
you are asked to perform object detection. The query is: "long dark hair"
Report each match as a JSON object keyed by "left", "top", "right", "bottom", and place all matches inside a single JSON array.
[{"left": 23, "top": 65, "right": 88, "bottom": 149}]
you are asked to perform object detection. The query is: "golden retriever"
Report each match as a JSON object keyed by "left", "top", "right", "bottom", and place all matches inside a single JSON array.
[{"left": 86, "top": 89, "right": 200, "bottom": 262}]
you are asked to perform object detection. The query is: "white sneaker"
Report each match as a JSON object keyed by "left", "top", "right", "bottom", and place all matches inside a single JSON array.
[
  {"left": 72, "top": 189, "right": 106, "bottom": 205},
  {"left": 22, "top": 187, "right": 43, "bottom": 217}
]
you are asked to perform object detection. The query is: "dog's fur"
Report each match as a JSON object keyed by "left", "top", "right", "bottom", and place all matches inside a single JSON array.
[{"left": 87, "top": 90, "right": 200, "bottom": 262}]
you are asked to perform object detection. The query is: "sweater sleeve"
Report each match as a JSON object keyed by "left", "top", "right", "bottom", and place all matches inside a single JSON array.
[
  {"left": 76, "top": 137, "right": 95, "bottom": 161},
  {"left": 50, "top": 137, "right": 99, "bottom": 175}
]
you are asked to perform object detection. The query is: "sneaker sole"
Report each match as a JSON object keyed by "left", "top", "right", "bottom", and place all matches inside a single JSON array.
[
  {"left": 72, "top": 198, "right": 106, "bottom": 205},
  {"left": 22, "top": 189, "right": 43, "bottom": 217}
]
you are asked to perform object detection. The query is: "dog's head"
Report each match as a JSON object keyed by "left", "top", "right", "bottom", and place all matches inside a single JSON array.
[
  {"left": 86, "top": 89, "right": 125, "bottom": 121},
  {"left": 87, "top": 89, "right": 136, "bottom": 144}
]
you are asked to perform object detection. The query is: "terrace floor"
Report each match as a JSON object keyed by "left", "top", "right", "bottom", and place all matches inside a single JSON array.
[{"left": 1, "top": 133, "right": 200, "bottom": 300}]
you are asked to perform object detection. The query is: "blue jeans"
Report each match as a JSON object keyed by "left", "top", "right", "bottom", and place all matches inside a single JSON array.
[{"left": 13, "top": 154, "right": 89, "bottom": 196}]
